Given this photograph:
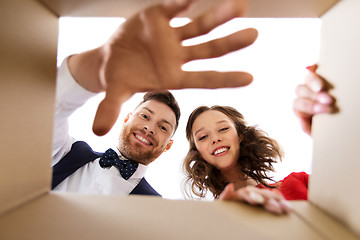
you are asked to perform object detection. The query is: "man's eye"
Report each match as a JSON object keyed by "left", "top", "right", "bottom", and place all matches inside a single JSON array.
[
  {"left": 140, "top": 113, "right": 149, "bottom": 120},
  {"left": 160, "top": 125, "right": 167, "bottom": 132},
  {"left": 219, "top": 127, "right": 229, "bottom": 132}
]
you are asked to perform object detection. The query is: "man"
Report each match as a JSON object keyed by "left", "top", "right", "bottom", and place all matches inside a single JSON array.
[
  {"left": 52, "top": 56, "right": 180, "bottom": 196},
  {"left": 51, "top": 0, "right": 258, "bottom": 196}
]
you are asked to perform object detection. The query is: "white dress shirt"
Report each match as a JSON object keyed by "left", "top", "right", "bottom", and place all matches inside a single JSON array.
[{"left": 52, "top": 57, "right": 147, "bottom": 195}]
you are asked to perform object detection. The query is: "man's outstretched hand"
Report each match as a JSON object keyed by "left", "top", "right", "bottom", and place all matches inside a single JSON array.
[{"left": 76, "top": 0, "right": 258, "bottom": 136}]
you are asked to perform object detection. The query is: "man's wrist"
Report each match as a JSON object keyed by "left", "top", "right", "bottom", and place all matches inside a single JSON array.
[{"left": 67, "top": 46, "right": 106, "bottom": 93}]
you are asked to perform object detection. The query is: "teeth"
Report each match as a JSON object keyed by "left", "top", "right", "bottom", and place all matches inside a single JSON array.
[
  {"left": 214, "top": 147, "right": 228, "bottom": 155},
  {"left": 136, "top": 134, "right": 150, "bottom": 145}
]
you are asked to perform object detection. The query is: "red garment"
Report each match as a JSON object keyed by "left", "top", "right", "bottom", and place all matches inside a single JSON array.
[{"left": 257, "top": 172, "right": 309, "bottom": 200}]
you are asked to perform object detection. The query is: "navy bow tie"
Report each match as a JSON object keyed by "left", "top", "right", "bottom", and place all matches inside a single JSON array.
[{"left": 99, "top": 148, "right": 139, "bottom": 180}]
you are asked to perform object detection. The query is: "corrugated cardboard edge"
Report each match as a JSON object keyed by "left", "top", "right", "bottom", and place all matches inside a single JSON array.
[
  {"left": 40, "top": 0, "right": 338, "bottom": 18},
  {"left": 0, "top": 193, "right": 324, "bottom": 240},
  {"left": 0, "top": 0, "right": 58, "bottom": 215},
  {"left": 310, "top": 0, "right": 360, "bottom": 236}
]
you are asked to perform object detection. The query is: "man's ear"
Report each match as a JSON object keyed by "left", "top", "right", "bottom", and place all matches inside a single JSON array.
[
  {"left": 124, "top": 113, "right": 132, "bottom": 123},
  {"left": 164, "top": 140, "right": 174, "bottom": 152}
]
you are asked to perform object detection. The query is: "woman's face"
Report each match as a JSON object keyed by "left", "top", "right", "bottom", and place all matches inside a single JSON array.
[{"left": 192, "top": 110, "right": 240, "bottom": 171}]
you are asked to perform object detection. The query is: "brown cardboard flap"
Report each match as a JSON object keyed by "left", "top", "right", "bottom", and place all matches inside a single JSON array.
[
  {"left": 311, "top": 0, "right": 360, "bottom": 236},
  {"left": 246, "top": 0, "right": 339, "bottom": 18},
  {"left": 0, "top": 0, "right": 58, "bottom": 215},
  {"left": 291, "top": 201, "right": 359, "bottom": 239},
  {"left": 1, "top": 0, "right": 359, "bottom": 238},
  {"left": 40, "top": 0, "right": 339, "bottom": 18},
  {"left": 0, "top": 192, "right": 324, "bottom": 240}
]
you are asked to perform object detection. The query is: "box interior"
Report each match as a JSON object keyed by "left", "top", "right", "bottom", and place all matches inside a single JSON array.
[{"left": 1, "top": 0, "right": 359, "bottom": 239}]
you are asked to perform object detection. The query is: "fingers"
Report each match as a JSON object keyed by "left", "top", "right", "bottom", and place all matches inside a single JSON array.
[
  {"left": 293, "top": 65, "right": 339, "bottom": 135},
  {"left": 305, "top": 66, "right": 334, "bottom": 93},
  {"left": 177, "top": 0, "right": 248, "bottom": 40},
  {"left": 304, "top": 71, "right": 324, "bottom": 93},
  {"left": 184, "top": 28, "right": 258, "bottom": 61},
  {"left": 255, "top": 189, "right": 290, "bottom": 215},
  {"left": 294, "top": 66, "right": 337, "bottom": 117},
  {"left": 294, "top": 77, "right": 336, "bottom": 117},
  {"left": 293, "top": 96, "right": 335, "bottom": 118},
  {"left": 222, "top": 186, "right": 290, "bottom": 215},
  {"left": 240, "top": 189, "right": 265, "bottom": 205},
  {"left": 162, "top": 0, "right": 195, "bottom": 19},
  {"left": 293, "top": 84, "right": 334, "bottom": 136},
  {"left": 293, "top": 88, "right": 317, "bottom": 117},
  {"left": 295, "top": 84, "right": 317, "bottom": 102},
  {"left": 264, "top": 198, "right": 291, "bottom": 215},
  {"left": 179, "top": 71, "right": 253, "bottom": 89}
]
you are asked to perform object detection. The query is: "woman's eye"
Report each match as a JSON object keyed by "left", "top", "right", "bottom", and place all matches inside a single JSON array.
[
  {"left": 219, "top": 127, "right": 229, "bottom": 132},
  {"left": 198, "top": 135, "right": 207, "bottom": 141}
]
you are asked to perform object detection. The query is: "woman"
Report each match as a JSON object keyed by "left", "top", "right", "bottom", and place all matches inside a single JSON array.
[
  {"left": 183, "top": 65, "right": 337, "bottom": 214},
  {"left": 183, "top": 105, "right": 294, "bottom": 213}
]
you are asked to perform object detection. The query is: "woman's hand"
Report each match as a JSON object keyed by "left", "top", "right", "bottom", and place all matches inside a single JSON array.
[
  {"left": 219, "top": 183, "right": 291, "bottom": 215},
  {"left": 293, "top": 64, "right": 338, "bottom": 135}
]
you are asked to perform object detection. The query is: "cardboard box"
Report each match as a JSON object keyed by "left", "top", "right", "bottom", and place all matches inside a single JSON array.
[{"left": 0, "top": 0, "right": 359, "bottom": 239}]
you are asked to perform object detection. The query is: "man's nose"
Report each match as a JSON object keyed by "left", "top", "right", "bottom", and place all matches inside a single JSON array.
[{"left": 144, "top": 126, "right": 154, "bottom": 134}]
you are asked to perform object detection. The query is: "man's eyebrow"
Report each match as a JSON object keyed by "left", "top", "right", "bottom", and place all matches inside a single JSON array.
[
  {"left": 161, "top": 119, "right": 174, "bottom": 131},
  {"left": 143, "top": 107, "right": 174, "bottom": 131},
  {"left": 143, "top": 107, "right": 154, "bottom": 114}
]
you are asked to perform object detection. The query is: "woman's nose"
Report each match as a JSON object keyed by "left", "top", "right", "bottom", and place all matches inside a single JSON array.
[{"left": 212, "top": 139, "right": 221, "bottom": 144}]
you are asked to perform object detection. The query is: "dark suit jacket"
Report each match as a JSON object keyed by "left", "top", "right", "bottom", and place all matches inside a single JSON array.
[{"left": 52, "top": 141, "right": 161, "bottom": 196}]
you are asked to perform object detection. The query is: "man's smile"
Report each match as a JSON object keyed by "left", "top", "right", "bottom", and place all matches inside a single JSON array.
[{"left": 133, "top": 132, "right": 153, "bottom": 146}]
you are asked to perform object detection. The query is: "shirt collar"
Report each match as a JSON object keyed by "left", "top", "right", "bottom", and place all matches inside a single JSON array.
[{"left": 112, "top": 146, "right": 148, "bottom": 179}]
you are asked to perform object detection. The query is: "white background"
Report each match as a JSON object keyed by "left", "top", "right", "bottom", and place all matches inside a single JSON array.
[{"left": 57, "top": 17, "right": 320, "bottom": 200}]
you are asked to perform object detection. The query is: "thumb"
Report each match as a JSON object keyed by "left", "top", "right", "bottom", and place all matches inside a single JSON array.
[
  {"left": 92, "top": 91, "right": 132, "bottom": 136},
  {"left": 92, "top": 98, "right": 121, "bottom": 136},
  {"left": 219, "top": 183, "right": 235, "bottom": 200},
  {"left": 299, "top": 116, "right": 312, "bottom": 136}
]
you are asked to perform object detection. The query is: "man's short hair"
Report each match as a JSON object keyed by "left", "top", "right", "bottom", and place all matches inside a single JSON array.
[{"left": 137, "top": 91, "right": 181, "bottom": 131}]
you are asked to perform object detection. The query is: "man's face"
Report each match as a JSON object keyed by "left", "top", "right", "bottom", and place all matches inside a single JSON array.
[{"left": 118, "top": 100, "right": 176, "bottom": 165}]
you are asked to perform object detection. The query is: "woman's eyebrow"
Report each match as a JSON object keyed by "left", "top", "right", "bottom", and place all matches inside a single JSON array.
[
  {"left": 216, "top": 120, "right": 227, "bottom": 124},
  {"left": 194, "top": 127, "right": 204, "bottom": 136},
  {"left": 194, "top": 120, "right": 228, "bottom": 135}
]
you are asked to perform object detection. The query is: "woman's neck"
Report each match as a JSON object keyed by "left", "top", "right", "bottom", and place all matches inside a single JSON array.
[{"left": 221, "top": 166, "right": 257, "bottom": 190}]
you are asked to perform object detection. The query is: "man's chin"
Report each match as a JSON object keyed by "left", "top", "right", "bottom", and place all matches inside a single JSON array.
[{"left": 127, "top": 150, "right": 153, "bottom": 164}]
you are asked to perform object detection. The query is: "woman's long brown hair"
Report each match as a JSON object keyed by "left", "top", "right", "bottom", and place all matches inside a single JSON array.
[{"left": 183, "top": 106, "right": 283, "bottom": 199}]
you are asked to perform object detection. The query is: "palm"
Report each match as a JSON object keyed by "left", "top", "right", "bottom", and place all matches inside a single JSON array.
[
  {"left": 93, "top": 0, "right": 258, "bottom": 136},
  {"left": 103, "top": 6, "right": 184, "bottom": 94}
]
